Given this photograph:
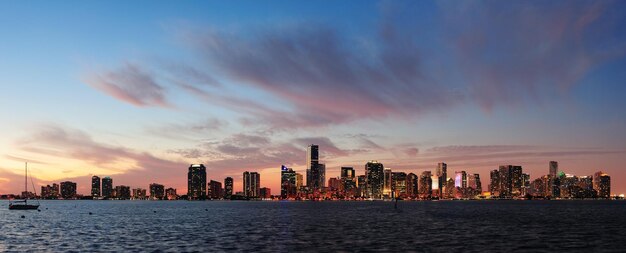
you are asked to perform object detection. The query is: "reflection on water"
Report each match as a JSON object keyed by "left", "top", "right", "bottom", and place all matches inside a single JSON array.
[{"left": 0, "top": 200, "right": 624, "bottom": 252}]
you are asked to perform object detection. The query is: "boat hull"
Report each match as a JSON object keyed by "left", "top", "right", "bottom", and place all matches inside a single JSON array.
[{"left": 9, "top": 204, "right": 39, "bottom": 210}]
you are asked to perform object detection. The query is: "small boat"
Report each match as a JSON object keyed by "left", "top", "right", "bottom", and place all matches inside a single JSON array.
[{"left": 9, "top": 162, "right": 40, "bottom": 210}]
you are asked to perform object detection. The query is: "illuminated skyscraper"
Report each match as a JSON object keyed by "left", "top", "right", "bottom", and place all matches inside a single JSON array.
[
  {"left": 383, "top": 169, "right": 392, "bottom": 197},
  {"left": 60, "top": 181, "right": 76, "bottom": 199},
  {"left": 281, "top": 165, "right": 297, "bottom": 199},
  {"left": 365, "top": 161, "right": 384, "bottom": 199},
  {"left": 102, "top": 176, "right": 113, "bottom": 198},
  {"left": 132, "top": 188, "right": 147, "bottom": 199},
  {"left": 357, "top": 175, "right": 367, "bottom": 198},
  {"left": 165, "top": 188, "right": 178, "bottom": 200},
  {"left": 418, "top": 171, "right": 432, "bottom": 199},
  {"left": 224, "top": 177, "right": 233, "bottom": 199},
  {"left": 498, "top": 165, "right": 522, "bottom": 198},
  {"left": 489, "top": 169, "right": 500, "bottom": 197},
  {"left": 295, "top": 173, "right": 303, "bottom": 191},
  {"left": 593, "top": 171, "right": 610, "bottom": 198},
  {"left": 306, "top": 144, "right": 325, "bottom": 191},
  {"left": 406, "top": 173, "right": 418, "bottom": 199},
  {"left": 455, "top": 171, "right": 467, "bottom": 188},
  {"left": 436, "top": 162, "right": 447, "bottom": 196},
  {"left": 150, "top": 183, "right": 165, "bottom": 200},
  {"left": 91, "top": 176, "right": 100, "bottom": 197},
  {"left": 115, "top": 185, "right": 131, "bottom": 199},
  {"left": 340, "top": 167, "right": 356, "bottom": 197},
  {"left": 188, "top": 164, "right": 207, "bottom": 200},
  {"left": 243, "top": 171, "right": 260, "bottom": 198},
  {"left": 392, "top": 172, "right": 407, "bottom": 198}
]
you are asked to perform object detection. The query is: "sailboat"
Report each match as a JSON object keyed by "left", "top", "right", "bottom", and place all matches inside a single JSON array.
[{"left": 9, "top": 162, "right": 40, "bottom": 210}]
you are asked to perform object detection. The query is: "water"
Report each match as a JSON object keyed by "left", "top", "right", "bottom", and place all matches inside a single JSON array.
[{"left": 0, "top": 200, "right": 624, "bottom": 252}]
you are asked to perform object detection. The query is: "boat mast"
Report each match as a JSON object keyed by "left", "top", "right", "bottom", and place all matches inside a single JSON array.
[{"left": 25, "top": 162, "right": 27, "bottom": 195}]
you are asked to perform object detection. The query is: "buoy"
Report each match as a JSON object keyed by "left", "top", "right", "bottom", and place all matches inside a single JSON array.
[
  {"left": 20, "top": 215, "right": 25, "bottom": 218},
  {"left": 153, "top": 211, "right": 156, "bottom": 213},
  {"left": 205, "top": 209, "right": 208, "bottom": 211},
  {"left": 89, "top": 212, "right": 93, "bottom": 215},
  {"left": 37, "top": 209, "right": 41, "bottom": 212}
]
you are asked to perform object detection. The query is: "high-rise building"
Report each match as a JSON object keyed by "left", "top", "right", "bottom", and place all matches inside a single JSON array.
[
  {"left": 102, "top": 177, "right": 113, "bottom": 198},
  {"left": 383, "top": 169, "right": 392, "bottom": 197},
  {"left": 295, "top": 173, "right": 303, "bottom": 192},
  {"left": 340, "top": 167, "right": 356, "bottom": 196},
  {"left": 165, "top": 188, "right": 178, "bottom": 200},
  {"left": 418, "top": 171, "right": 432, "bottom": 199},
  {"left": 489, "top": 169, "right": 500, "bottom": 197},
  {"left": 60, "top": 181, "right": 77, "bottom": 199},
  {"left": 132, "top": 188, "right": 147, "bottom": 199},
  {"left": 365, "top": 161, "right": 384, "bottom": 199},
  {"left": 391, "top": 172, "right": 407, "bottom": 198},
  {"left": 115, "top": 185, "right": 131, "bottom": 199},
  {"left": 91, "top": 176, "right": 101, "bottom": 197},
  {"left": 188, "top": 164, "right": 207, "bottom": 200},
  {"left": 498, "top": 165, "right": 523, "bottom": 198},
  {"left": 208, "top": 180, "right": 223, "bottom": 199},
  {"left": 521, "top": 173, "right": 530, "bottom": 196},
  {"left": 306, "top": 144, "right": 325, "bottom": 191},
  {"left": 260, "top": 187, "right": 271, "bottom": 199},
  {"left": 357, "top": 175, "right": 367, "bottom": 198},
  {"left": 455, "top": 171, "right": 467, "bottom": 188},
  {"left": 436, "top": 162, "right": 447, "bottom": 196},
  {"left": 281, "top": 165, "right": 297, "bottom": 199},
  {"left": 243, "top": 171, "right": 260, "bottom": 198},
  {"left": 41, "top": 184, "right": 59, "bottom": 199},
  {"left": 549, "top": 161, "right": 558, "bottom": 178},
  {"left": 593, "top": 171, "right": 611, "bottom": 198},
  {"left": 150, "top": 183, "right": 165, "bottom": 200},
  {"left": 406, "top": 173, "right": 418, "bottom": 199},
  {"left": 224, "top": 177, "right": 234, "bottom": 199}
]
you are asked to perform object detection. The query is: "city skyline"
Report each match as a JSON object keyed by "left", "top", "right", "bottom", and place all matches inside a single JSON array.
[{"left": 1, "top": 1, "right": 626, "bottom": 195}]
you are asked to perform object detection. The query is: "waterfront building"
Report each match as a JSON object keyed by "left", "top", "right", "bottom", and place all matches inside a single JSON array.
[
  {"left": 383, "top": 169, "right": 392, "bottom": 197},
  {"left": 208, "top": 180, "right": 223, "bottom": 199},
  {"left": 392, "top": 172, "right": 407, "bottom": 198},
  {"left": 498, "top": 165, "right": 523, "bottom": 198},
  {"left": 436, "top": 163, "right": 447, "bottom": 197},
  {"left": 455, "top": 171, "right": 467, "bottom": 188},
  {"left": 165, "top": 188, "right": 178, "bottom": 200},
  {"left": 357, "top": 175, "right": 367, "bottom": 198},
  {"left": 418, "top": 171, "right": 432, "bottom": 199},
  {"left": 224, "top": 177, "right": 234, "bottom": 199},
  {"left": 60, "top": 181, "right": 77, "bottom": 199},
  {"left": 281, "top": 165, "right": 297, "bottom": 199},
  {"left": 102, "top": 176, "right": 113, "bottom": 198},
  {"left": 188, "top": 164, "right": 207, "bottom": 200},
  {"left": 340, "top": 167, "right": 356, "bottom": 197},
  {"left": 115, "top": 185, "right": 131, "bottom": 199},
  {"left": 593, "top": 171, "right": 611, "bottom": 198},
  {"left": 406, "top": 173, "right": 418, "bottom": 199},
  {"left": 41, "top": 184, "right": 59, "bottom": 199},
  {"left": 150, "top": 183, "right": 165, "bottom": 200},
  {"left": 295, "top": 173, "right": 303, "bottom": 192},
  {"left": 549, "top": 161, "right": 558, "bottom": 178},
  {"left": 260, "top": 187, "right": 271, "bottom": 199},
  {"left": 365, "top": 161, "right": 385, "bottom": 199},
  {"left": 91, "top": 176, "right": 101, "bottom": 197},
  {"left": 306, "top": 144, "right": 325, "bottom": 191},
  {"left": 243, "top": 171, "right": 260, "bottom": 198},
  {"left": 489, "top": 169, "right": 500, "bottom": 197},
  {"left": 132, "top": 188, "right": 147, "bottom": 199}
]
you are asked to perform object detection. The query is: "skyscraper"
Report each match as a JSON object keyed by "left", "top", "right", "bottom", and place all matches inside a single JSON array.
[
  {"left": 224, "top": 177, "right": 234, "bottom": 199},
  {"left": 357, "top": 175, "right": 367, "bottom": 198},
  {"left": 383, "top": 169, "right": 392, "bottom": 197},
  {"left": 208, "top": 180, "right": 223, "bottom": 199},
  {"left": 489, "top": 169, "right": 500, "bottom": 197},
  {"left": 60, "top": 181, "right": 77, "bottom": 199},
  {"left": 115, "top": 185, "right": 131, "bottom": 199},
  {"left": 406, "top": 173, "right": 418, "bottom": 199},
  {"left": 549, "top": 161, "right": 558, "bottom": 178},
  {"left": 295, "top": 173, "right": 303, "bottom": 192},
  {"left": 593, "top": 171, "right": 611, "bottom": 198},
  {"left": 150, "top": 183, "right": 165, "bottom": 200},
  {"left": 188, "top": 164, "right": 207, "bottom": 200},
  {"left": 498, "top": 165, "right": 523, "bottom": 198},
  {"left": 392, "top": 172, "right": 407, "bottom": 198},
  {"left": 455, "top": 171, "right": 467, "bottom": 188},
  {"left": 436, "top": 162, "right": 447, "bottom": 196},
  {"left": 102, "top": 176, "right": 113, "bottom": 198},
  {"left": 91, "top": 175, "right": 100, "bottom": 197},
  {"left": 419, "top": 171, "right": 432, "bottom": 199},
  {"left": 281, "top": 165, "right": 297, "bottom": 199},
  {"left": 340, "top": 167, "right": 356, "bottom": 196},
  {"left": 306, "top": 144, "right": 325, "bottom": 191},
  {"left": 365, "top": 161, "right": 384, "bottom": 199},
  {"left": 243, "top": 171, "right": 260, "bottom": 198}
]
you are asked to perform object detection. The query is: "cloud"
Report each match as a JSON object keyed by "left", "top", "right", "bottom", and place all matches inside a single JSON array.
[{"left": 84, "top": 62, "right": 169, "bottom": 107}]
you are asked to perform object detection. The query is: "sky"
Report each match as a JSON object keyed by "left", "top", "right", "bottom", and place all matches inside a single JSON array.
[{"left": 1, "top": 0, "right": 625, "bottom": 195}]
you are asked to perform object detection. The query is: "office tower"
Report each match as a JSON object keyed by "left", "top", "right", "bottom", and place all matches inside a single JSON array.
[
  {"left": 445, "top": 178, "right": 455, "bottom": 198},
  {"left": 224, "top": 177, "right": 234, "bottom": 199},
  {"left": 455, "top": 171, "right": 467, "bottom": 188},
  {"left": 521, "top": 173, "right": 530, "bottom": 196},
  {"left": 549, "top": 161, "right": 558, "bottom": 178},
  {"left": 243, "top": 171, "right": 260, "bottom": 198},
  {"left": 260, "top": 187, "right": 271, "bottom": 199},
  {"left": 498, "top": 165, "right": 523, "bottom": 198},
  {"left": 406, "top": 173, "right": 418, "bottom": 199},
  {"left": 430, "top": 174, "right": 439, "bottom": 198},
  {"left": 281, "top": 165, "right": 297, "bottom": 199},
  {"left": 132, "top": 188, "right": 147, "bottom": 199},
  {"left": 383, "top": 169, "right": 392, "bottom": 197},
  {"left": 328, "top": 177, "right": 341, "bottom": 192},
  {"left": 208, "top": 180, "right": 223, "bottom": 199},
  {"left": 102, "top": 176, "right": 113, "bottom": 198},
  {"left": 593, "top": 171, "right": 611, "bottom": 198},
  {"left": 365, "top": 161, "right": 384, "bottom": 199},
  {"left": 436, "top": 162, "right": 447, "bottom": 196},
  {"left": 489, "top": 169, "right": 500, "bottom": 197},
  {"left": 306, "top": 144, "right": 325, "bottom": 191},
  {"left": 357, "top": 175, "right": 367, "bottom": 198},
  {"left": 391, "top": 172, "right": 407, "bottom": 198},
  {"left": 510, "top": 166, "right": 523, "bottom": 197},
  {"left": 418, "top": 171, "right": 432, "bottom": 199},
  {"left": 60, "top": 181, "right": 77, "bottom": 199},
  {"left": 340, "top": 167, "right": 356, "bottom": 196},
  {"left": 188, "top": 164, "right": 207, "bottom": 200},
  {"left": 91, "top": 176, "right": 101, "bottom": 197},
  {"left": 165, "top": 188, "right": 177, "bottom": 200},
  {"left": 115, "top": 185, "right": 131, "bottom": 199},
  {"left": 295, "top": 173, "right": 303, "bottom": 192},
  {"left": 150, "top": 183, "right": 165, "bottom": 200}
]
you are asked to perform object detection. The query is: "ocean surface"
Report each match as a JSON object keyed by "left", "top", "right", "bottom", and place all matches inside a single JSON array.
[{"left": 0, "top": 200, "right": 624, "bottom": 252}]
